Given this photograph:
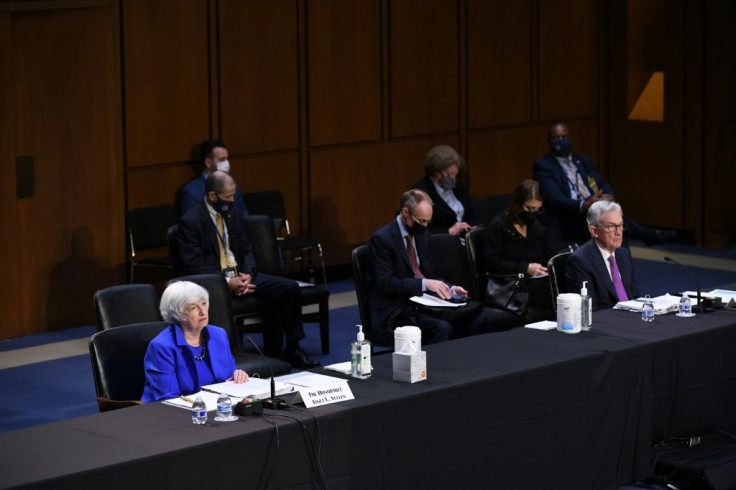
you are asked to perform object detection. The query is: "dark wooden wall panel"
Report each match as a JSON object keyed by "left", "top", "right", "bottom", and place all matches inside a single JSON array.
[
  {"left": 390, "top": 0, "right": 459, "bottom": 137},
  {"left": 218, "top": 0, "right": 299, "bottom": 153},
  {"left": 122, "top": 0, "right": 209, "bottom": 167},
  {"left": 538, "top": 0, "right": 598, "bottom": 120},
  {"left": 127, "top": 165, "right": 197, "bottom": 210},
  {"left": 307, "top": 0, "right": 382, "bottom": 147},
  {"left": 11, "top": 7, "right": 121, "bottom": 334},
  {"left": 467, "top": 0, "right": 531, "bottom": 129}
]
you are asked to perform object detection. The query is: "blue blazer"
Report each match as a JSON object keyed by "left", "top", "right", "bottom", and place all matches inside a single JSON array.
[
  {"left": 141, "top": 324, "right": 235, "bottom": 402},
  {"left": 411, "top": 175, "right": 479, "bottom": 234},
  {"left": 367, "top": 220, "right": 443, "bottom": 335},
  {"left": 178, "top": 173, "right": 248, "bottom": 217},
  {"left": 565, "top": 239, "right": 639, "bottom": 310},
  {"left": 533, "top": 152, "right": 615, "bottom": 242},
  {"left": 177, "top": 200, "right": 257, "bottom": 275}
]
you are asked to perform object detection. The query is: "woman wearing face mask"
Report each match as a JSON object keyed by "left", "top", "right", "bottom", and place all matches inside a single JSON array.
[
  {"left": 411, "top": 145, "right": 479, "bottom": 235},
  {"left": 482, "top": 180, "right": 553, "bottom": 277}
]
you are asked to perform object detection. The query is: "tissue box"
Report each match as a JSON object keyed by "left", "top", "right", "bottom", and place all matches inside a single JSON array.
[{"left": 392, "top": 351, "right": 427, "bottom": 383}]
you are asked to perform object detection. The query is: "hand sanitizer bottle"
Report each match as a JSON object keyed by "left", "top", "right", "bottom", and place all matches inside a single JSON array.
[
  {"left": 580, "top": 281, "right": 592, "bottom": 331},
  {"left": 351, "top": 325, "right": 371, "bottom": 379}
]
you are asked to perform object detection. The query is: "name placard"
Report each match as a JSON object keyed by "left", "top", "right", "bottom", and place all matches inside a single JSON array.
[{"left": 295, "top": 380, "right": 354, "bottom": 408}]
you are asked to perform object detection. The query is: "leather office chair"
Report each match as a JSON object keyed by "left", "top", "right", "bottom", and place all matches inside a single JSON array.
[
  {"left": 93, "top": 283, "right": 160, "bottom": 332},
  {"left": 166, "top": 225, "right": 184, "bottom": 277},
  {"left": 548, "top": 251, "right": 573, "bottom": 310},
  {"left": 173, "top": 273, "right": 291, "bottom": 376},
  {"left": 127, "top": 204, "right": 178, "bottom": 282},
  {"left": 89, "top": 321, "right": 168, "bottom": 411},
  {"left": 351, "top": 244, "right": 382, "bottom": 344},
  {"left": 244, "top": 215, "right": 331, "bottom": 354},
  {"left": 471, "top": 194, "right": 510, "bottom": 227},
  {"left": 242, "top": 190, "right": 327, "bottom": 285}
]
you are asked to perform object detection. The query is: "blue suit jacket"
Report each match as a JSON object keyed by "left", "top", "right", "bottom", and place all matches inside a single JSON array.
[
  {"left": 533, "top": 152, "right": 615, "bottom": 242},
  {"left": 177, "top": 201, "right": 257, "bottom": 275},
  {"left": 179, "top": 173, "right": 248, "bottom": 217},
  {"left": 368, "top": 220, "right": 443, "bottom": 336},
  {"left": 141, "top": 324, "right": 235, "bottom": 402},
  {"left": 565, "top": 239, "right": 639, "bottom": 310},
  {"left": 411, "top": 175, "right": 479, "bottom": 234}
]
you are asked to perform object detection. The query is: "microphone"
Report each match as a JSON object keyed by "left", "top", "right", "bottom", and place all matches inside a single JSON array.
[
  {"left": 664, "top": 256, "right": 704, "bottom": 313},
  {"left": 247, "top": 336, "right": 286, "bottom": 409}
]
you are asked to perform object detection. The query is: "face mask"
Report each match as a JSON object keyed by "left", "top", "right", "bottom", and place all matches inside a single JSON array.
[
  {"left": 439, "top": 175, "right": 456, "bottom": 191},
  {"left": 406, "top": 221, "right": 428, "bottom": 236},
  {"left": 214, "top": 198, "right": 231, "bottom": 215},
  {"left": 518, "top": 211, "right": 537, "bottom": 225},
  {"left": 214, "top": 159, "right": 231, "bottom": 173},
  {"left": 550, "top": 137, "right": 571, "bottom": 157}
]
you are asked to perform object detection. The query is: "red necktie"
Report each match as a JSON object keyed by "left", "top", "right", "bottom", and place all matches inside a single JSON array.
[{"left": 405, "top": 235, "right": 424, "bottom": 279}]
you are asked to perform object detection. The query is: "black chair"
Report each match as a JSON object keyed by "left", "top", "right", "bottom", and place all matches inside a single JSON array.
[
  {"left": 174, "top": 273, "right": 291, "bottom": 375},
  {"left": 548, "top": 251, "right": 573, "bottom": 310},
  {"left": 242, "top": 190, "right": 327, "bottom": 285},
  {"left": 244, "top": 215, "right": 331, "bottom": 354},
  {"left": 351, "top": 244, "right": 383, "bottom": 344},
  {"left": 127, "top": 204, "right": 178, "bottom": 282},
  {"left": 472, "top": 194, "right": 510, "bottom": 227},
  {"left": 166, "top": 224, "right": 184, "bottom": 277},
  {"left": 93, "top": 283, "right": 161, "bottom": 332},
  {"left": 89, "top": 321, "right": 169, "bottom": 411}
]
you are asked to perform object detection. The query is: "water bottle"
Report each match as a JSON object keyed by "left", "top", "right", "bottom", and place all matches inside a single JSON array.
[
  {"left": 678, "top": 293, "right": 693, "bottom": 317},
  {"left": 215, "top": 393, "right": 236, "bottom": 422},
  {"left": 191, "top": 394, "right": 207, "bottom": 425},
  {"left": 641, "top": 295, "right": 654, "bottom": 322}
]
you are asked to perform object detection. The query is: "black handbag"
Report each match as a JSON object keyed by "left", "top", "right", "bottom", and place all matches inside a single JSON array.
[{"left": 484, "top": 273, "right": 529, "bottom": 316}]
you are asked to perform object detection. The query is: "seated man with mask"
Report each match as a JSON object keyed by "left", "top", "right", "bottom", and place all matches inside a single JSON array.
[
  {"left": 177, "top": 171, "right": 318, "bottom": 368},
  {"left": 565, "top": 200, "right": 640, "bottom": 310}
]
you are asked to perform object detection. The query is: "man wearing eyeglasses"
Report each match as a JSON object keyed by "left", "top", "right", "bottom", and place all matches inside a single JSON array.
[
  {"left": 367, "top": 189, "right": 474, "bottom": 345},
  {"left": 565, "top": 200, "right": 640, "bottom": 309}
]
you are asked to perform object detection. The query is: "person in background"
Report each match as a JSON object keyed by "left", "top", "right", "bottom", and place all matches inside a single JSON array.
[
  {"left": 141, "top": 280, "right": 249, "bottom": 403},
  {"left": 178, "top": 139, "right": 248, "bottom": 217},
  {"left": 533, "top": 121, "right": 675, "bottom": 248},
  {"left": 565, "top": 200, "right": 640, "bottom": 310},
  {"left": 411, "top": 145, "right": 479, "bottom": 235}
]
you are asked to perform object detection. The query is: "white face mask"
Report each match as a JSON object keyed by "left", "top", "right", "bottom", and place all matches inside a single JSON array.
[{"left": 214, "top": 159, "right": 231, "bottom": 173}]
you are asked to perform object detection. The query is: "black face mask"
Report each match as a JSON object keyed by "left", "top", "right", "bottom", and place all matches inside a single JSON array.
[
  {"left": 406, "top": 221, "right": 428, "bottom": 236},
  {"left": 549, "top": 137, "right": 572, "bottom": 157},
  {"left": 214, "top": 198, "right": 232, "bottom": 215},
  {"left": 518, "top": 211, "right": 537, "bottom": 225}
]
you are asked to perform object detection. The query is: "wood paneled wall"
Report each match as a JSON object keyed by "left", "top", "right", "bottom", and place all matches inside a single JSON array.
[{"left": 1, "top": 0, "right": 733, "bottom": 336}]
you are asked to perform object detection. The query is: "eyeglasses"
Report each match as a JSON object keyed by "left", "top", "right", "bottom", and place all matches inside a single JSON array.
[
  {"left": 522, "top": 204, "right": 544, "bottom": 214},
  {"left": 411, "top": 214, "right": 432, "bottom": 226},
  {"left": 598, "top": 223, "right": 626, "bottom": 233}
]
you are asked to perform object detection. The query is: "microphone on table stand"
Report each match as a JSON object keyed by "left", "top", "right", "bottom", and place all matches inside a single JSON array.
[
  {"left": 664, "top": 256, "right": 705, "bottom": 313},
  {"left": 247, "top": 337, "right": 286, "bottom": 409}
]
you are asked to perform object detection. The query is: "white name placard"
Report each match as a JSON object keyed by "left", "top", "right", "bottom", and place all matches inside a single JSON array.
[{"left": 295, "top": 380, "right": 354, "bottom": 408}]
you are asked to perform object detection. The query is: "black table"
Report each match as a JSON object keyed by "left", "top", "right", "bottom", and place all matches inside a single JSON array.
[{"left": 2, "top": 307, "right": 735, "bottom": 489}]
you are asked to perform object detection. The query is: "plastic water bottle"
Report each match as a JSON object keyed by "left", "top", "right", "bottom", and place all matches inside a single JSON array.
[
  {"left": 678, "top": 293, "right": 692, "bottom": 317},
  {"left": 215, "top": 393, "right": 236, "bottom": 422},
  {"left": 641, "top": 295, "right": 654, "bottom": 322},
  {"left": 191, "top": 394, "right": 207, "bottom": 425}
]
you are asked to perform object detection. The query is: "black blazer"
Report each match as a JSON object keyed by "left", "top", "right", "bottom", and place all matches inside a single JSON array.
[
  {"left": 411, "top": 175, "right": 479, "bottom": 234},
  {"left": 367, "top": 220, "right": 443, "bottom": 334},
  {"left": 565, "top": 239, "right": 639, "bottom": 310},
  {"left": 177, "top": 201, "right": 257, "bottom": 276}
]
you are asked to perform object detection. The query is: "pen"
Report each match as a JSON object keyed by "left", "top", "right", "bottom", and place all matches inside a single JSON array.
[{"left": 180, "top": 395, "right": 195, "bottom": 404}]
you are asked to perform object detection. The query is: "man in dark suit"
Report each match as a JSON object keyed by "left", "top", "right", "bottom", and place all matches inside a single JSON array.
[
  {"left": 177, "top": 171, "right": 318, "bottom": 368},
  {"left": 178, "top": 139, "right": 248, "bottom": 217},
  {"left": 565, "top": 201, "right": 640, "bottom": 309},
  {"left": 533, "top": 121, "right": 674, "bottom": 247},
  {"left": 411, "top": 145, "right": 479, "bottom": 235},
  {"left": 367, "top": 189, "right": 473, "bottom": 345}
]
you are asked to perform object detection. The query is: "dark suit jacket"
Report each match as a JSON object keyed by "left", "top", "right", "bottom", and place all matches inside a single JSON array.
[
  {"left": 565, "top": 239, "right": 639, "bottom": 310},
  {"left": 367, "top": 220, "right": 443, "bottom": 334},
  {"left": 177, "top": 201, "right": 256, "bottom": 275},
  {"left": 178, "top": 173, "right": 248, "bottom": 217},
  {"left": 411, "top": 175, "right": 479, "bottom": 234},
  {"left": 533, "top": 152, "right": 615, "bottom": 243}
]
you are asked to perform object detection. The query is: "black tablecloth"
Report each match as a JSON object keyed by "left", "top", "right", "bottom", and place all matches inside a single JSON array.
[{"left": 2, "top": 307, "right": 735, "bottom": 489}]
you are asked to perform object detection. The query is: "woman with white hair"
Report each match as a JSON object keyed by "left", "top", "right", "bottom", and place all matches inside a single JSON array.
[{"left": 141, "top": 280, "right": 249, "bottom": 402}]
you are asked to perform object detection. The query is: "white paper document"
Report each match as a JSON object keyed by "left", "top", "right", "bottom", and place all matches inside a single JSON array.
[
  {"left": 525, "top": 320, "right": 557, "bottom": 331},
  {"left": 202, "top": 378, "right": 292, "bottom": 399},
  {"left": 410, "top": 293, "right": 466, "bottom": 308},
  {"left": 323, "top": 361, "right": 352, "bottom": 375},
  {"left": 162, "top": 390, "right": 225, "bottom": 411},
  {"left": 613, "top": 293, "right": 680, "bottom": 315},
  {"left": 280, "top": 371, "right": 346, "bottom": 388},
  {"left": 684, "top": 289, "right": 736, "bottom": 306}
]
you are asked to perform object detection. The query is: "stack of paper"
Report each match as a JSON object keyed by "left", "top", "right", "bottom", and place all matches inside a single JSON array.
[
  {"left": 683, "top": 289, "right": 736, "bottom": 307},
  {"left": 614, "top": 293, "right": 680, "bottom": 315},
  {"left": 410, "top": 293, "right": 466, "bottom": 308}
]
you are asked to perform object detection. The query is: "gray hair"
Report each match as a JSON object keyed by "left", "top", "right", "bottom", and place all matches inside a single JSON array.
[
  {"left": 400, "top": 189, "right": 433, "bottom": 213},
  {"left": 587, "top": 200, "right": 623, "bottom": 227},
  {"left": 159, "top": 281, "right": 210, "bottom": 324},
  {"left": 424, "top": 145, "right": 466, "bottom": 176}
]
